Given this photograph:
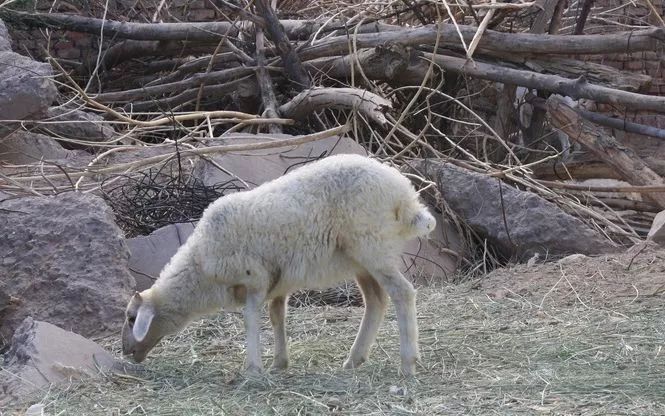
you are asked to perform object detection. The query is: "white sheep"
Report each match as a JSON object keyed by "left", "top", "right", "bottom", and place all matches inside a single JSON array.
[{"left": 122, "top": 154, "right": 436, "bottom": 376}]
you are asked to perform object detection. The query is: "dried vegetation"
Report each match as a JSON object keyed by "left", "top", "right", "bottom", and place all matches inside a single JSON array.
[{"left": 6, "top": 245, "right": 665, "bottom": 415}]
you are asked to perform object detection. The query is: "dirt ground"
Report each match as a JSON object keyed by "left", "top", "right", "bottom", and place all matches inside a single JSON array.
[{"left": 6, "top": 244, "right": 665, "bottom": 415}]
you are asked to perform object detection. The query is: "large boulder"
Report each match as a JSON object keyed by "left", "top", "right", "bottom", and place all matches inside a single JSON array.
[
  {"left": 0, "top": 192, "right": 135, "bottom": 345},
  {"left": 420, "top": 160, "right": 616, "bottom": 260},
  {"left": 37, "top": 106, "right": 117, "bottom": 147},
  {"left": 0, "top": 50, "right": 57, "bottom": 128},
  {"left": 0, "top": 130, "right": 80, "bottom": 164},
  {"left": 127, "top": 222, "right": 196, "bottom": 291},
  {"left": 0, "top": 318, "right": 119, "bottom": 405}
]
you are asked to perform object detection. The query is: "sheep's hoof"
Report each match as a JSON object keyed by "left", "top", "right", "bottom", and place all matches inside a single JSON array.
[
  {"left": 245, "top": 364, "right": 264, "bottom": 376},
  {"left": 342, "top": 356, "right": 366, "bottom": 369},
  {"left": 400, "top": 364, "right": 416, "bottom": 377},
  {"left": 400, "top": 357, "right": 418, "bottom": 377}
]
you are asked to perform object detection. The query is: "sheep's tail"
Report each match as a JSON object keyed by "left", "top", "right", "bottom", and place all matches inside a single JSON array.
[{"left": 396, "top": 199, "right": 436, "bottom": 239}]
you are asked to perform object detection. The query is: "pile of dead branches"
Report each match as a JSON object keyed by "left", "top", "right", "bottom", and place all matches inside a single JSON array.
[{"left": 2, "top": 0, "right": 665, "bottom": 244}]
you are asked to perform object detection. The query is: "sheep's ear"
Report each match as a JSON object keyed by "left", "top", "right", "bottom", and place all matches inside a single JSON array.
[{"left": 133, "top": 304, "right": 155, "bottom": 342}]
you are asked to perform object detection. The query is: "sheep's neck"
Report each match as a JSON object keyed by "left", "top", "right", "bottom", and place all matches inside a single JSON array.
[{"left": 154, "top": 262, "right": 224, "bottom": 320}]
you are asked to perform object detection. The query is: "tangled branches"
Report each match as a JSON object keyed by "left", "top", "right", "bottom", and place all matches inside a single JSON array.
[{"left": 102, "top": 167, "right": 245, "bottom": 237}]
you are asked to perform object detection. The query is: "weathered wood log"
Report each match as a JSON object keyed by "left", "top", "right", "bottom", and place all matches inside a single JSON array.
[
  {"left": 278, "top": 87, "right": 392, "bottom": 126},
  {"left": 530, "top": 0, "right": 562, "bottom": 33},
  {"left": 143, "top": 52, "right": 241, "bottom": 87},
  {"left": 254, "top": 0, "right": 309, "bottom": 89},
  {"left": 86, "top": 40, "right": 219, "bottom": 72},
  {"left": 532, "top": 156, "right": 665, "bottom": 181},
  {"left": 532, "top": 159, "right": 623, "bottom": 180},
  {"left": 3, "top": 10, "right": 662, "bottom": 56},
  {"left": 425, "top": 53, "right": 665, "bottom": 112},
  {"left": 523, "top": 57, "right": 652, "bottom": 92},
  {"left": 591, "top": 198, "right": 659, "bottom": 213},
  {"left": 574, "top": 0, "right": 595, "bottom": 35},
  {"left": 525, "top": 0, "right": 562, "bottom": 147},
  {"left": 0, "top": 10, "right": 330, "bottom": 41},
  {"left": 255, "top": 28, "right": 282, "bottom": 134},
  {"left": 577, "top": 109, "right": 665, "bottom": 140},
  {"left": 546, "top": 95, "right": 665, "bottom": 209},
  {"left": 537, "top": 179, "right": 665, "bottom": 194},
  {"left": 94, "top": 66, "right": 253, "bottom": 103},
  {"left": 526, "top": 94, "right": 665, "bottom": 139},
  {"left": 299, "top": 24, "right": 664, "bottom": 60},
  {"left": 126, "top": 76, "right": 255, "bottom": 112},
  {"left": 304, "top": 45, "right": 432, "bottom": 86}
]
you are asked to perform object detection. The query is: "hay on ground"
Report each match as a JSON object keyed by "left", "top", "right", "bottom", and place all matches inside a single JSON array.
[{"left": 7, "top": 247, "right": 665, "bottom": 415}]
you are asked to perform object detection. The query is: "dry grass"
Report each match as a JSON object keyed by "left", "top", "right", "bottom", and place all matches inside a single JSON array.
[{"left": 6, "top": 253, "right": 665, "bottom": 415}]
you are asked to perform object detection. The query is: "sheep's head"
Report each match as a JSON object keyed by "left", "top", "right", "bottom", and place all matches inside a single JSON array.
[{"left": 121, "top": 290, "right": 183, "bottom": 363}]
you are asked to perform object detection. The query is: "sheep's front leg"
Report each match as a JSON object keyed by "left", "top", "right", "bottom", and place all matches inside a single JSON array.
[
  {"left": 343, "top": 274, "right": 387, "bottom": 369},
  {"left": 371, "top": 268, "right": 420, "bottom": 377},
  {"left": 243, "top": 290, "right": 264, "bottom": 374},
  {"left": 269, "top": 296, "right": 289, "bottom": 369}
]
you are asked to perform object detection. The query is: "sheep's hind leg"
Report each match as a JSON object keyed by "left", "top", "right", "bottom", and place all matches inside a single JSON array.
[
  {"left": 343, "top": 273, "right": 388, "bottom": 370},
  {"left": 269, "top": 295, "right": 289, "bottom": 370},
  {"left": 243, "top": 289, "right": 265, "bottom": 374},
  {"left": 369, "top": 267, "right": 420, "bottom": 377}
]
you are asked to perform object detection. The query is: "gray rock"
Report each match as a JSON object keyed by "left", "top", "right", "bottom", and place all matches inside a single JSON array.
[
  {"left": 0, "top": 51, "right": 57, "bottom": 129},
  {"left": 402, "top": 208, "right": 464, "bottom": 283},
  {"left": 0, "top": 19, "right": 11, "bottom": 51},
  {"left": 194, "top": 135, "right": 369, "bottom": 188},
  {"left": 38, "top": 106, "right": 117, "bottom": 147},
  {"left": 420, "top": 160, "right": 616, "bottom": 260},
  {"left": 0, "top": 318, "right": 119, "bottom": 405},
  {"left": 0, "top": 130, "right": 77, "bottom": 164},
  {"left": 647, "top": 210, "right": 665, "bottom": 245},
  {"left": 127, "top": 222, "right": 196, "bottom": 291},
  {"left": 0, "top": 192, "right": 135, "bottom": 344}
]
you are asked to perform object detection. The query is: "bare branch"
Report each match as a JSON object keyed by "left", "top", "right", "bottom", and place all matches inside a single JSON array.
[
  {"left": 300, "top": 25, "right": 664, "bottom": 60},
  {"left": 3, "top": 10, "right": 662, "bottom": 56},
  {"left": 254, "top": 0, "right": 310, "bottom": 89},
  {"left": 425, "top": 53, "right": 665, "bottom": 113},
  {"left": 546, "top": 95, "right": 665, "bottom": 209},
  {"left": 278, "top": 88, "right": 392, "bottom": 126}
]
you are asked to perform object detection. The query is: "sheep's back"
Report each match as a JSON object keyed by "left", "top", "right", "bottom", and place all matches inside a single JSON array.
[{"left": 195, "top": 155, "right": 421, "bottom": 286}]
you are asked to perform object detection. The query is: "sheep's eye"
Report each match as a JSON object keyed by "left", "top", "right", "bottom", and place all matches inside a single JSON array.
[{"left": 127, "top": 316, "right": 136, "bottom": 326}]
